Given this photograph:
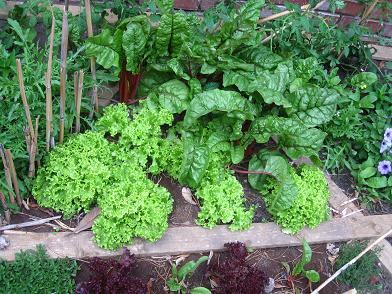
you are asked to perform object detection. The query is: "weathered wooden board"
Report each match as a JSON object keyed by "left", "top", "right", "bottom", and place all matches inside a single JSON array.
[
  {"left": 327, "top": 175, "right": 392, "bottom": 277},
  {"left": 372, "top": 44, "right": 392, "bottom": 61},
  {"left": 1, "top": 214, "right": 391, "bottom": 261}
]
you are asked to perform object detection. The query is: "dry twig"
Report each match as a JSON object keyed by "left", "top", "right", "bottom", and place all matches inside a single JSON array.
[{"left": 0, "top": 216, "right": 62, "bottom": 231}]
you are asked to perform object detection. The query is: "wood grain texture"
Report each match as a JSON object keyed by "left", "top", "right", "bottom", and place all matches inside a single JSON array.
[{"left": 1, "top": 214, "right": 391, "bottom": 261}]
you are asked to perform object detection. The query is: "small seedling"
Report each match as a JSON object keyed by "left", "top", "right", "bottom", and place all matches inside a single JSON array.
[
  {"left": 282, "top": 239, "right": 320, "bottom": 291},
  {"left": 166, "top": 256, "right": 211, "bottom": 294}
]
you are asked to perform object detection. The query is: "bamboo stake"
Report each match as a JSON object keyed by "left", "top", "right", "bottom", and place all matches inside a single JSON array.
[
  {"left": 4, "top": 149, "right": 22, "bottom": 207},
  {"left": 0, "top": 145, "right": 15, "bottom": 205},
  {"left": 74, "top": 71, "right": 79, "bottom": 109},
  {"left": 0, "top": 191, "right": 11, "bottom": 224},
  {"left": 16, "top": 59, "right": 35, "bottom": 143},
  {"left": 258, "top": 0, "right": 327, "bottom": 24},
  {"left": 359, "top": 0, "right": 379, "bottom": 25},
  {"left": 85, "top": 0, "right": 99, "bottom": 117},
  {"left": 59, "top": 7, "right": 69, "bottom": 144},
  {"left": 311, "top": 227, "right": 392, "bottom": 294},
  {"left": 75, "top": 70, "right": 84, "bottom": 133},
  {"left": 45, "top": 12, "right": 55, "bottom": 151}
]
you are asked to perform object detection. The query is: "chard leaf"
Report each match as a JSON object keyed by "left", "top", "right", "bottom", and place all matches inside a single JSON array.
[
  {"left": 250, "top": 116, "right": 326, "bottom": 159},
  {"left": 137, "top": 69, "right": 175, "bottom": 97},
  {"left": 305, "top": 270, "right": 320, "bottom": 283},
  {"left": 295, "top": 57, "right": 320, "bottom": 81},
  {"left": 231, "top": 144, "right": 245, "bottom": 164},
  {"left": 155, "top": 13, "right": 189, "bottom": 57},
  {"left": 248, "top": 152, "right": 298, "bottom": 212},
  {"left": 168, "top": 58, "right": 190, "bottom": 80},
  {"left": 86, "top": 28, "right": 121, "bottom": 71},
  {"left": 223, "top": 64, "right": 291, "bottom": 107},
  {"left": 178, "top": 256, "right": 208, "bottom": 281},
  {"left": 155, "top": 0, "right": 173, "bottom": 14},
  {"left": 237, "top": 0, "right": 265, "bottom": 28},
  {"left": 147, "top": 79, "right": 190, "bottom": 113},
  {"left": 179, "top": 137, "right": 209, "bottom": 188},
  {"left": 122, "top": 16, "right": 150, "bottom": 73},
  {"left": 237, "top": 45, "right": 283, "bottom": 69},
  {"left": 286, "top": 85, "right": 339, "bottom": 127},
  {"left": 183, "top": 89, "right": 257, "bottom": 128},
  {"left": 293, "top": 239, "right": 312, "bottom": 276}
]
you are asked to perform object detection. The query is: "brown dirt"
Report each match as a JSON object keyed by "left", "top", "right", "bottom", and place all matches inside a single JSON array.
[{"left": 74, "top": 242, "right": 392, "bottom": 294}]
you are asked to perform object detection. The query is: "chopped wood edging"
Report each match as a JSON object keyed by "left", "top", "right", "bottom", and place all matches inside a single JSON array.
[{"left": 1, "top": 214, "right": 391, "bottom": 261}]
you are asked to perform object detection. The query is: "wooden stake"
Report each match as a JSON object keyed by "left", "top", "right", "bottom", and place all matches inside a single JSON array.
[
  {"left": 85, "top": 0, "right": 99, "bottom": 117},
  {"left": 16, "top": 59, "right": 35, "bottom": 143},
  {"left": 4, "top": 149, "right": 22, "bottom": 207},
  {"left": 74, "top": 71, "right": 79, "bottom": 109},
  {"left": 75, "top": 70, "right": 84, "bottom": 133},
  {"left": 59, "top": 7, "right": 69, "bottom": 144},
  {"left": 46, "top": 12, "right": 55, "bottom": 151},
  {"left": 359, "top": 0, "right": 379, "bottom": 25},
  {"left": 258, "top": 0, "right": 327, "bottom": 24},
  {"left": 311, "top": 227, "right": 392, "bottom": 294},
  {"left": 0, "top": 145, "right": 15, "bottom": 205},
  {"left": 0, "top": 191, "right": 11, "bottom": 224}
]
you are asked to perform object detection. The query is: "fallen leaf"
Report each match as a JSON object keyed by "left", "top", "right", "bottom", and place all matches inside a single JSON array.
[
  {"left": 181, "top": 187, "right": 197, "bottom": 205},
  {"left": 73, "top": 207, "right": 100, "bottom": 234}
]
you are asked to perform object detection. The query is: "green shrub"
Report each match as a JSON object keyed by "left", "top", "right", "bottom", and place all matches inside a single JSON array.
[
  {"left": 264, "top": 165, "right": 330, "bottom": 233},
  {"left": 0, "top": 245, "right": 78, "bottom": 294},
  {"left": 335, "top": 241, "right": 381, "bottom": 292}
]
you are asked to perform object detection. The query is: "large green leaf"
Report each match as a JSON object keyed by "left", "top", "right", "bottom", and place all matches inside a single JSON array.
[
  {"left": 154, "top": 13, "right": 189, "bottom": 57},
  {"left": 286, "top": 85, "right": 339, "bottom": 127},
  {"left": 183, "top": 89, "right": 257, "bottom": 128},
  {"left": 122, "top": 15, "right": 151, "bottom": 73},
  {"left": 155, "top": 0, "right": 173, "bottom": 14},
  {"left": 179, "top": 137, "right": 210, "bottom": 188},
  {"left": 147, "top": 79, "right": 190, "bottom": 113},
  {"left": 350, "top": 72, "right": 377, "bottom": 89},
  {"left": 86, "top": 28, "right": 121, "bottom": 70},
  {"left": 293, "top": 239, "right": 312, "bottom": 276},
  {"left": 248, "top": 152, "right": 298, "bottom": 212},
  {"left": 250, "top": 116, "right": 326, "bottom": 159},
  {"left": 237, "top": 45, "right": 283, "bottom": 70},
  {"left": 178, "top": 256, "right": 208, "bottom": 281},
  {"left": 223, "top": 64, "right": 291, "bottom": 107}
]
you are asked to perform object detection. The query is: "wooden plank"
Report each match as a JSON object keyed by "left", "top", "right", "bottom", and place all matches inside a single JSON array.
[
  {"left": 1, "top": 214, "right": 391, "bottom": 261},
  {"left": 327, "top": 174, "right": 392, "bottom": 277},
  {"left": 372, "top": 44, "right": 392, "bottom": 61}
]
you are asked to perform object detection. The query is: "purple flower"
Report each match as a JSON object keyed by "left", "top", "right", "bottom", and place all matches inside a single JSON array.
[
  {"left": 380, "top": 140, "right": 392, "bottom": 153},
  {"left": 378, "top": 160, "right": 392, "bottom": 175},
  {"left": 384, "top": 128, "right": 392, "bottom": 143}
]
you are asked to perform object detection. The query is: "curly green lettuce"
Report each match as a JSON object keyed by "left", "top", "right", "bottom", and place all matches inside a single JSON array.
[
  {"left": 264, "top": 164, "right": 330, "bottom": 233},
  {"left": 195, "top": 152, "right": 254, "bottom": 230},
  {"left": 33, "top": 131, "right": 113, "bottom": 218}
]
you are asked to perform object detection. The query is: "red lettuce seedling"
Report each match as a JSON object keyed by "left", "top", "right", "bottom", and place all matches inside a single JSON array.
[
  {"left": 207, "top": 242, "right": 268, "bottom": 294},
  {"left": 75, "top": 248, "right": 146, "bottom": 294}
]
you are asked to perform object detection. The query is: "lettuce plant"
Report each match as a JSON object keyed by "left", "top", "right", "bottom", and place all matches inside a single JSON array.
[
  {"left": 261, "top": 164, "right": 330, "bottom": 233},
  {"left": 33, "top": 131, "right": 113, "bottom": 218},
  {"left": 34, "top": 104, "right": 175, "bottom": 249}
]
